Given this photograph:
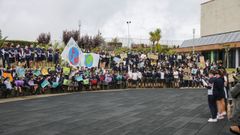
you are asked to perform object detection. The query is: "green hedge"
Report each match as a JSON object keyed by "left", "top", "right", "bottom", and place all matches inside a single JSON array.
[
  {"left": 5, "top": 40, "right": 38, "bottom": 46},
  {"left": 0, "top": 40, "right": 51, "bottom": 48}
]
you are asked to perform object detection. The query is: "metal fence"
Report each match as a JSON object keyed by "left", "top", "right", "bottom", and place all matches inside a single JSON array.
[{"left": 104, "top": 37, "right": 183, "bottom": 47}]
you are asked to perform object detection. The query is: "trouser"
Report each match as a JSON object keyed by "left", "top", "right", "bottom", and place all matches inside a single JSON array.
[
  {"left": 26, "top": 57, "right": 31, "bottom": 68},
  {"left": 3, "top": 57, "right": 10, "bottom": 68},
  {"left": 208, "top": 95, "right": 218, "bottom": 119},
  {"left": 78, "top": 82, "right": 83, "bottom": 91}
]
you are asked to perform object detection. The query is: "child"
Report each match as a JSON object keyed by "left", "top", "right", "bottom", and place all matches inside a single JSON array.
[
  {"left": 203, "top": 70, "right": 218, "bottom": 122},
  {"left": 3, "top": 77, "right": 13, "bottom": 98},
  {"left": 14, "top": 78, "right": 25, "bottom": 96}
]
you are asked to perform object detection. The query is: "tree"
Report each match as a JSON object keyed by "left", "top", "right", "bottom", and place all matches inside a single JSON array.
[
  {"left": 149, "top": 28, "right": 161, "bottom": 52},
  {"left": 37, "top": 32, "right": 51, "bottom": 44},
  {"left": 0, "top": 30, "right": 8, "bottom": 48},
  {"left": 77, "top": 34, "right": 105, "bottom": 51},
  {"left": 62, "top": 30, "right": 80, "bottom": 45},
  {"left": 92, "top": 34, "right": 105, "bottom": 48},
  {"left": 111, "top": 37, "right": 119, "bottom": 43},
  {"left": 0, "top": 37, "right": 7, "bottom": 48}
]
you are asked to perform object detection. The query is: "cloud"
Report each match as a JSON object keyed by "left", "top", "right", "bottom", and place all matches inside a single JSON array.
[{"left": 0, "top": 0, "right": 201, "bottom": 42}]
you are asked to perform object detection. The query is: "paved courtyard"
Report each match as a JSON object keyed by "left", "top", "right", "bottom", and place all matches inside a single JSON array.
[{"left": 0, "top": 89, "right": 232, "bottom": 135}]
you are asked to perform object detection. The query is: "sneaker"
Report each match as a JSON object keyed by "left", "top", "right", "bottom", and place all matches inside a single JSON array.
[
  {"left": 217, "top": 115, "right": 224, "bottom": 120},
  {"left": 221, "top": 112, "right": 227, "bottom": 116},
  {"left": 208, "top": 118, "right": 218, "bottom": 123}
]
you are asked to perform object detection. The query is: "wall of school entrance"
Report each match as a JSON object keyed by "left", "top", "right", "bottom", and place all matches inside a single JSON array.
[
  {"left": 201, "top": 48, "right": 240, "bottom": 68},
  {"left": 201, "top": 0, "right": 240, "bottom": 36}
]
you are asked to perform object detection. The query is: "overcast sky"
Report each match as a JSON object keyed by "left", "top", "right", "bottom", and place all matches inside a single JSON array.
[{"left": 0, "top": 0, "right": 202, "bottom": 42}]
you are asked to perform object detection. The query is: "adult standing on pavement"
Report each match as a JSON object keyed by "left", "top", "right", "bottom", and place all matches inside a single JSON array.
[{"left": 229, "top": 82, "right": 240, "bottom": 134}]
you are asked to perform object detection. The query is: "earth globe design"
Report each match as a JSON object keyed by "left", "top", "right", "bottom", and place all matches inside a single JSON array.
[
  {"left": 68, "top": 47, "right": 80, "bottom": 66},
  {"left": 85, "top": 54, "right": 93, "bottom": 67}
]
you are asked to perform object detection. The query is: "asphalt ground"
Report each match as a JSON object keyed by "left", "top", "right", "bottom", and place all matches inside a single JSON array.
[{"left": 0, "top": 88, "right": 232, "bottom": 135}]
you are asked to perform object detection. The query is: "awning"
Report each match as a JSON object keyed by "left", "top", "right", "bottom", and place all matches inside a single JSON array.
[{"left": 181, "top": 31, "right": 240, "bottom": 48}]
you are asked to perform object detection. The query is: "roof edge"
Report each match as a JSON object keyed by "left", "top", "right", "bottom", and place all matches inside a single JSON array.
[
  {"left": 201, "top": 0, "right": 215, "bottom": 5},
  {"left": 201, "top": 30, "right": 240, "bottom": 38}
]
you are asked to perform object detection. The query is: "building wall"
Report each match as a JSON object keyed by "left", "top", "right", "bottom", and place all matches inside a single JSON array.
[{"left": 201, "top": 0, "right": 240, "bottom": 37}]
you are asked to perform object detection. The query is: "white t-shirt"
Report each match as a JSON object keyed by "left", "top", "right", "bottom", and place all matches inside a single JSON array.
[
  {"left": 141, "top": 54, "right": 146, "bottom": 59},
  {"left": 173, "top": 71, "right": 179, "bottom": 79},
  {"left": 137, "top": 72, "right": 142, "bottom": 79},
  {"left": 128, "top": 71, "right": 133, "bottom": 79},
  {"left": 4, "top": 80, "right": 12, "bottom": 90},
  {"left": 177, "top": 55, "right": 182, "bottom": 60},
  {"left": 132, "top": 72, "right": 138, "bottom": 80},
  {"left": 160, "top": 72, "right": 165, "bottom": 79}
]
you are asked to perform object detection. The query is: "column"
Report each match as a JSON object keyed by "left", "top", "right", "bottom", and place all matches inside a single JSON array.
[
  {"left": 211, "top": 51, "right": 214, "bottom": 63},
  {"left": 236, "top": 49, "right": 239, "bottom": 68}
]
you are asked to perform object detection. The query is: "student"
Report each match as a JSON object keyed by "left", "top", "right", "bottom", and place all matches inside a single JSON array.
[
  {"left": 127, "top": 70, "right": 133, "bottom": 88},
  {"left": 0, "top": 47, "right": 5, "bottom": 67},
  {"left": 91, "top": 73, "right": 99, "bottom": 90},
  {"left": 160, "top": 69, "right": 165, "bottom": 88},
  {"left": 9, "top": 45, "right": 15, "bottom": 65},
  {"left": 29, "top": 45, "right": 35, "bottom": 62},
  {"left": 47, "top": 47, "right": 53, "bottom": 66},
  {"left": 3, "top": 77, "right": 13, "bottom": 98},
  {"left": 131, "top": 69, "right": 138, "bottom": 88},
  {"left": 173, "top": 69, "right": 179, "bottom": 88},
  {"left": 14, "top": 78, "right": 25, "bottom": 96},
  {"left": 18, "top": 47, "right": 25, "bottom": 64},
  {"left": 41, "top": 48, "right": 46, "bottom": 66},
  {"left": 215, "top": 70, "right": 226, "bottom": 120},
  {"left": 25, "top": 46, "right": 31, "bottom": 68},
  {"left": 203, "top": 70, "right": 218, "bottom": 122},
  {"left": 152, "top": 69, "right": 157, "bottom": 88},
  {"left": 54, "top": 49, "right": 60, "bottom": 66},
  {"left": 4, "top": 46, "right": 10, "bottom": 68},
  {"left": 146, "top": 68, "right": 152, "bottom": 88},
  {"left": 14, "top": 45, "right": 20, "bottom": 64},
  {"left": 27, "top": 77, "right": 38, "bottom": 94},
  {"left": 35, "top": 47, "right": 42, "bottom": 65},
  {"left": 137, "top": 70, "right": 142, "bottom": 88},
  {"left": 165, "top": 69, "right": 171, "bottom": 88}
]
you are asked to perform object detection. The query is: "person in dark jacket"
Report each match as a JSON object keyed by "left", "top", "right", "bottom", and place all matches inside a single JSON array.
[
  {"left": 54, "top": 49, "right": 60, "bottom": 66},
  {"left": 204, "top": 70, "right": 218, "bottom": 122},
  {"left": 4, "top": 46, "right": 10, "bottom": 68},
  {"left": 25, "top": 46, "right": 31, "bottom": 68},
  {"left": 47, "top": 47, "right": 53, "bottom": 67},
  {"left": 215, "top": 70, "right": 226, "bottom": 120}
]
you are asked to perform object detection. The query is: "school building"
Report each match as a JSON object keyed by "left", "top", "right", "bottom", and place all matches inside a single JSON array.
[{"left": 174, "top": 0, "right": 240, "bottom": 68}]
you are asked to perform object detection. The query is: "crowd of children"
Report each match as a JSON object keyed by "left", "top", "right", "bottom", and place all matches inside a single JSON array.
[
  {"left": 0, "top": 44, "right": 60, "bottom": 68},
  {"left": 0, "top": 44, "right": 239, "bottom": 99}
]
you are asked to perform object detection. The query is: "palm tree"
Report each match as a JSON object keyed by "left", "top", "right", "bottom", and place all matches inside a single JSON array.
[
  {"left": 149, "top": 28, "right": 161, "bottom": 53},
  {"left": 0, "top": 36, "right": 8, "bottom": 48}
]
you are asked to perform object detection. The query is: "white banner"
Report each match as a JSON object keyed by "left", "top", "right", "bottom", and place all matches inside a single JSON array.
[
  {"left": 61, "top": 38, "right": 83, "bottom": 67},
  {"left": 82, "top": 53, "right": 100, "bottom": 68}
]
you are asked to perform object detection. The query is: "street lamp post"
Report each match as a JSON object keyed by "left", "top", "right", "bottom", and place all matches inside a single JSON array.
[
  {"left": 78, "top": 20, "right": 81, "bottom": 36},
  {"left": 192, "top": 28, "right": 195, "bottom": 55},
  {"left": 127, "top": 21, "right": 131, "bottom": 49}
]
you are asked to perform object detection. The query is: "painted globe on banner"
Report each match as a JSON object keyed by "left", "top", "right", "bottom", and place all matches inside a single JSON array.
[
  {"left": 85, "top": 54, "right": 93, "bottom": 67},
  {"left": 68, "top": 47, "right": 80, "bottom": 66}
]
